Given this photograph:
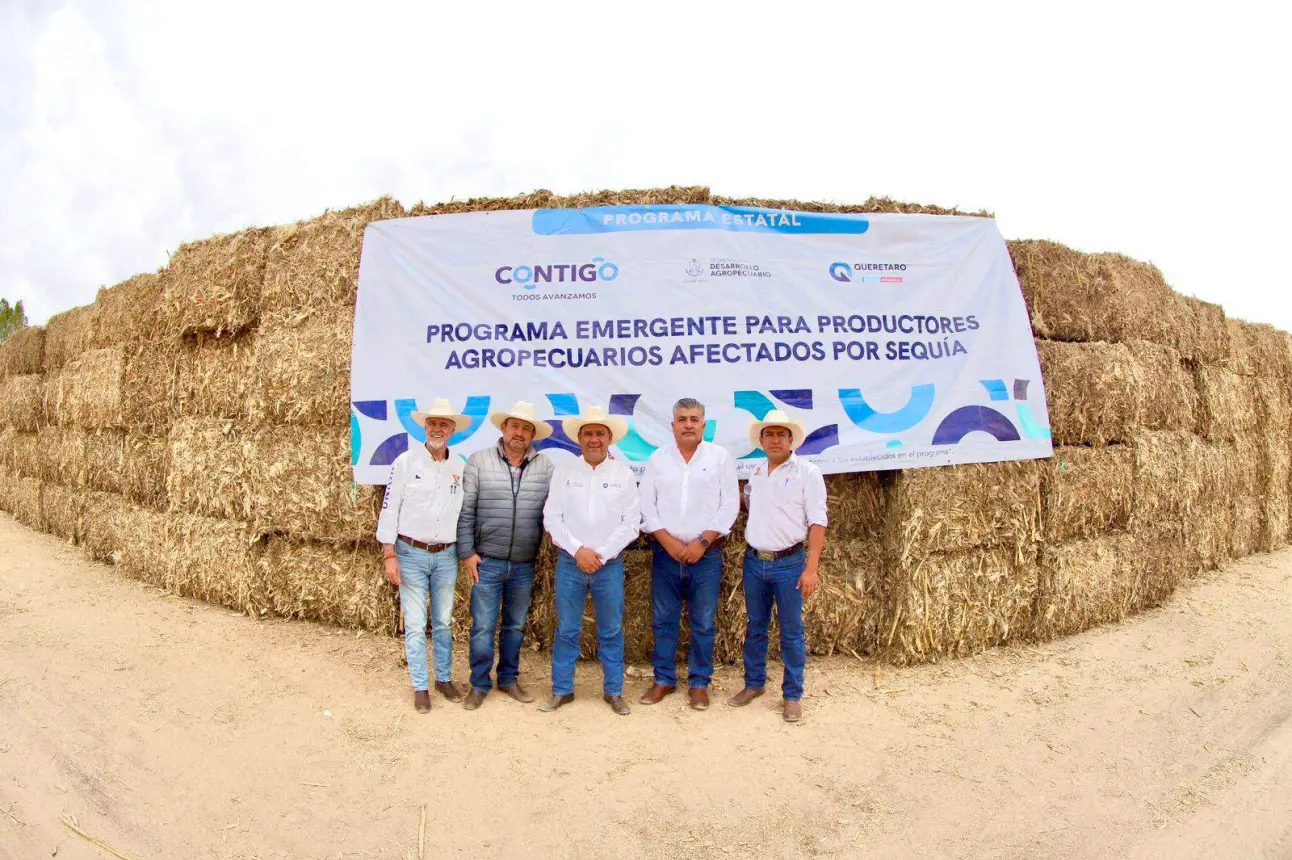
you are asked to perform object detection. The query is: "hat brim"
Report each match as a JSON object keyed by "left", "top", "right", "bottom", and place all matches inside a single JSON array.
[
  {"left": 562, "top": 415, "right": 630, "bottom": 445},
  {"left": 489, "top": 411, "right": 553, "bottom": 442},
  {"left": 411, "top": 412, "right": 472, "bottom": 434},
  {"left": 749, "top": 420, "right": 806, "bottom": 451}
]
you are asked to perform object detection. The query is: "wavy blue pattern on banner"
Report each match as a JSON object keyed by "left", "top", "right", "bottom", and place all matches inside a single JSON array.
[
  {"left": 839, "top": 384, "right": 936, "bottom": 434},
  {"left": 532, "top": 205, "right": 869, "bottom": 236},
  {"left": 451, "top": 396, "right": 492, "bottom": 446},
  {"left": 350, "top": 412, "right": 361, "bottom": 465}
]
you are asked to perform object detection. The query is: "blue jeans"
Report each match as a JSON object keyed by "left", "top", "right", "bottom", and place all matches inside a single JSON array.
[
  {"left": 468, "top": 557, "right": 535, "bottom": 693},
  {"left": 650, "top": 544, "right": 723, "bottom": 689},
  {"left": 552, "top": 551, "right": 625, "bottom": 696},
  {"left": 396, "top": 543, "right": 458, "bottom": 691},
  {"left": 742, "top": 548, "right": 807, "bottom": 701}
]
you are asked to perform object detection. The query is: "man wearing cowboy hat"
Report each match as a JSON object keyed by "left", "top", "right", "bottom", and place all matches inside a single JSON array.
[
  {"left": 458, "top": 401, "right": 555, "bottom": 710},
  {"left": 540, "top": 405, "right": 641, "bottom": 716},
  {"left": 376, "top": 397, "right": 471, "bottom": 713},
  {"left": 638, "top": 397, "right": 739, "bottom": 711},
  {"left": 727, "top": 410, "right": 827, "bottom": 723}
]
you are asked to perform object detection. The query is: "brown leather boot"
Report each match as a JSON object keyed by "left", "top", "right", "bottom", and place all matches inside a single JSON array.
[
  {"left": 538, "top": 693, "right": 575, "bottom": 712},
  {"left": 783, "top": 700, "right": 802, "bottom": 723},
  {"left": 414, "top": 690, "right": 431, "bottom": 714},
  {"left": 603, "top": 694, "right": 631, "bottom": 716},
  {"left": 727, "top": 688, "right": 764, "bottom": 707},
  {"left": 638, "top": 684, "right": 676, "bottom": 705},
  {"left": 688, "top": 688, "right": 710, "bottom": 710},
  {"left": 435, "top": 681, "right": 465, "bottom": 703},
  {"left": 462, "top": 689, "right": 486, "bottom": 710},
  {"left": 499, "top": 683, "right": 535, "bottom": 703}
]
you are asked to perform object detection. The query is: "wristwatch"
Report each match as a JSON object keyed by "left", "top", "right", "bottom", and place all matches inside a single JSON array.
[{"left": 699, "top": 537, "right": 711, "bottom": 548}]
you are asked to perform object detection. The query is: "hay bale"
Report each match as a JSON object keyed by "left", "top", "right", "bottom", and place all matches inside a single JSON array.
[
  {"left": 1125, "top": 340, "right": 1198, "bottom": 432},
  {"left": 5, "top": 472, "right": 42, "bottom": 529},
  {"left": 174, "top": 332, "right": 256, "bottom": 419},
  {"left": 880, "top": 545, "right": 1035, "bottom": 664},
  {"left": 1131, "top": 431, "right": 1221, "bottom": 525},
  {"left": 1232, "top": 321, "right": 1290, "bottom": 379},
  {"left": 165, "top": 418, "right": 251, "bottom": 520},
  {"left": 410, "top": 186, "right": 714, "bottom": 217},
  {"left": 250, "top": 308, "right": 351, "bottom": 426},
  {"left": 48, "top": 347, "right": 124, "bottom": 428},
  {"left": 43, "top": 304, "right": 98, "bottom": 372},
  {"left": 0, "top": 428, "right": 41, "bottom": 479},
  {"left": 259, "top": 538, "right": 396, "bottom": 631},
  {"left": 123, "top": 429, "right": 168, "bottom": 508},
  {"left": 1132, "top": 522, "right": 1195, "bottom": 605},
  {"left": 887, "top": 461, "right": 1043, "bottom": 558},
  {"left": 0, "top": 325, "right": 46, "bottom": 378},
  {"left": 824, "top": 471, "right": 886, "bottom": 541},
  {"left": 1195, "top": 364, "right": 1257, "bottom": 441},
  {"left": 82, "top": 491, "right": 127, "bottom": 563},
  {"left": 261, "top": 198, "right": 406, "bottom": 318},
  {"left": 162, "top": 513, "right": 266, "bottom": 614},
  {"left": 1175, "top": 297, "right": 1228, "bottom": 366},
  {"left": 1228, "top": 496, "right": 1263, "bottom": 559},
  {"left": 38, "top": 426, "right": 125, "bottom": 493},
  {"left": 112, "top": 502, "right": 169, "bottom": 584},
  {"left": 1042, "top": 445, "right": 1133, "bottom": 542},
  {"left": 41, "top": 482, "right": 83, "bottom": 543},
  {"left": 1037, "top": 339, "right": 1140, "bottom": 445},
  {"left": 161, "top": 228, "right": 273, "bottom": 336},
  {"left": 1252, "top": 375, "right": 1292, "bottom": 436},
  {"left": 247, "top": 424, "right": 380, "bottom": 542},
  {"left": 1224, "top": 319, "right": 1259, "bottom": 376},
  {"left": 1259, "top": 434, "right": 1291, "bottom": 551},
  {"left": 0, "top": 373, "right": 44, "bottom": 431},
  {"left": 1034, "top": 533, "right": 1139, "bottom": 639},
  {"left": 92, "top": 272, "right": 166, "bottom": 347}
]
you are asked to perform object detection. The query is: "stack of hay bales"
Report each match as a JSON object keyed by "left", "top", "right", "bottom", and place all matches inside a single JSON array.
[{"left": 2, "top": 188, "right": 1289, "bottom": 670}]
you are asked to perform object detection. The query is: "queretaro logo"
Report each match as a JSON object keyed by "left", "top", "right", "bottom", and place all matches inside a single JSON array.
[
  {"left": 829, "top": 261, "right": 907, "bottom": 284},
  {"left": 495, "top": 257, "right": 619, "bottom": 290},
  {"left": 685, "top": 258, "right": 704, "bottom": 278}
]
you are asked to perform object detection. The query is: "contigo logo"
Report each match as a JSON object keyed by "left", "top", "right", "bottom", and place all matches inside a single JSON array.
[{"left": 495, "top": 257, "right": 619, "bottom": 290}]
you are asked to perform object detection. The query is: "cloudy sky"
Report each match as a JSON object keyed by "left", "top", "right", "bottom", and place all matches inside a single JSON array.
[{"left": 2, "top": 1, "right": 1288, "bottom": 328}]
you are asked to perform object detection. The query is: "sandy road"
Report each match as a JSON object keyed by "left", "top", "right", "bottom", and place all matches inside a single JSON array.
[{"left": 1, "top": 512, "right": 1291, "bottom": 859}]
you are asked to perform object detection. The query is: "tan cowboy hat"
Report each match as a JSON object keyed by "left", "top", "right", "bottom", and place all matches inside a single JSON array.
[
  {"left": 562, "top": 404, "right": 629, "bottom": 445},
  {"left": 411, "top": 397, "right": 472, "bottom": 433},
  {"left": 488, "top": 400, "right": 553, "bottom": 441},
  {"left": 749, "top": 409, "right": 807, "bottom": 451}
]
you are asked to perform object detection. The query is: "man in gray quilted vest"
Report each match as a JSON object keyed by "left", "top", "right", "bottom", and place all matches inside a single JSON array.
[{"left": 458, "top": 401, "right": 555, "bottom": 710}]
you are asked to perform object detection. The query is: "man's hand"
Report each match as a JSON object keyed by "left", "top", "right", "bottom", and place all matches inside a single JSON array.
[
  {"left": 679, "top": 539, "right": 706, "bottom": 564},
  {"left": 797, "top": 563, "right": 819, "bottom": 599},
  {"left": 463, "top": 553, "right": 481, "bottom": 584},
  {"left": 383, "top": 556, "right": 401, "bottom": 586},
  {"left": 574, "top": 547, "right": 603, "bottom": 574}
]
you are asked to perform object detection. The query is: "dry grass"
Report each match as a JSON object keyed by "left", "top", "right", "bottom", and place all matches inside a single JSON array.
[
  {"left": 122, "top": 429, "right": 168, "bottom": 509},
  {"left": 1195, "top": 364, "right": 1257, "bottom": 441},
  {"left": 43, "top": 305, "right": 99, "bottom": 372},
  {"left": 111, "top": 502, "right": 169, "bottom": 584},
  {"left": 0, "top": 374, "right": 44, "bottom": 432},
  {"left": 37, "top": 427, "right": 124, "bottom": 493},
  {"left": 41, "top": 482, "right": 83, "bottom": 543},
  {"left": 164, "top": 418, "right": 251, "bottom": 520},
  {"left": 0, "top": 325, "right": 46, "bottom": 378},
  {"left": 2, "top": 470, "right": 42, "bottom": 529},
  {"left": 1037, "top": 339, "right": 1140, "bottom": 445},
  {"left": 259, "top": 537, "right": 393, "bottom": 632},
  {"left": 0, "top": 428, "right": 41, "bottom": 479},
  {"left": 1034, "top": 532, "right": 1139, "bottom": 639},
  {"left": 81, "top": 491, "right": 128, "bottom": 563},
  {"left": 93, "top": 272, "right": 166, "bottom": 348},
  {"left": 887, "top": 461, "right": 1043, "bottom": 559},
  {"left": 174, "top": 332, "right": 256, "bottom": 419},
  {"left": 48, "top": 348, "right": 124, "bottom": 428},
  {"left": 250, "top": 308, "right": 352, "bottom": 426},
  {"left": 1126, "top": 340, "right": 1198, "bottom": 432},
  {"left": 1042, "top": 445, "right": 1134, "bottom": 542},
  {"left": 161, "top": 513, "right": 266, "bottom": 615},
  {"left": 161, "top": 228, "right": 273, "bottom": 336}
]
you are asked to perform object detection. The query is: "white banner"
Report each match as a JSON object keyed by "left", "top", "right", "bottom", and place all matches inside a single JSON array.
[{"left": 350, "top": 205, "right": 1052, "bottom": 484}]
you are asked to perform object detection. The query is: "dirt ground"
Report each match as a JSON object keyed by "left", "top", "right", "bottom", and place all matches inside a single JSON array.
[{"left": 1, "top": 514, "right": 1290, "bottom": 860}]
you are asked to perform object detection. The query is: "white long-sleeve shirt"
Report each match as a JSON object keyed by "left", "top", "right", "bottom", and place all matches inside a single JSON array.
[
  {"left": 375, "top": 445, "right": 465, "bottom": 545},
  {"left": 639, "top": 441, "right": 739, "bottom": 543},
  {"left": 543, "top": 456, "right": 641, "bottom": 561},
  {"left": 743, "top": 454, "right": 828, "bottom": 552}
]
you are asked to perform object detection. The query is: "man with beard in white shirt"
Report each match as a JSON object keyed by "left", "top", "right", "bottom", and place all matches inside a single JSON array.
[
  {"left": 638, "top": 397, "right": 738, "bottom": 711},
  {"left": 376, "top": 398, "right": 470, "bottom": 714},
  {"left": 540, "top": 405, "right": 642, "bottom": 716},
  {"left": 727, "top": 410, "right": 826, "bottom": 723}
]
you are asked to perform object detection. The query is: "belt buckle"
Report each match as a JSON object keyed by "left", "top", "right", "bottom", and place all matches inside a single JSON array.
[{"left": 756, "top": 549, "right": 776, "bottom": 562}]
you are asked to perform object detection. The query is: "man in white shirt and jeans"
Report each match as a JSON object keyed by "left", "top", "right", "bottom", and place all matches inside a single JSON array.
[
  {"left": 638, "top": 397, "right": 739, "bottom": 710},
  {"left": 540, "top": 405, "right": 642, "bottom": 716},
  {"left": 376, "top": 398, "right": 469, "bottom": 714},
  {"left": 727, "top": 410, "right": 827, "bottom": 723}
]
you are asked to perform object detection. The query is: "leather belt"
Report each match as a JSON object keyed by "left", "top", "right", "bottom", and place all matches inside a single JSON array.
[
  {"left": 398, "top": 535, "right": 454, "bottom": 553},
  {"left": 748, "top": 542, "right": 804, "bottom": 562}
]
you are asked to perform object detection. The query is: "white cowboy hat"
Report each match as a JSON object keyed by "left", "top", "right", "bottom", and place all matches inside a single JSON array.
[
  {"left": 562, "top": 404, "right": 629, "bottom": 445},
  {"left": 749, "top": 409, "right": 807, "bottom": 451},
  {"left": 488, "top": 400, "right": 553, "bottom": 441},
  {"left": 411, "top": 397, "right": 472, "bottom": 433}
]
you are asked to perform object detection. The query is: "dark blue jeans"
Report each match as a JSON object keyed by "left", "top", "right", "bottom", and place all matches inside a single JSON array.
[
  {"left": 742, "top": 548, "right": 807, "bottom": 701},
  {"left": 552, "top": 551, "right": 625, "bottom": 696},
  {"left": 468, "top": 557, "right": 535, "bottom": 693},
  {"left": 650, "top": 544, "right": 723, "bottom": 689}
]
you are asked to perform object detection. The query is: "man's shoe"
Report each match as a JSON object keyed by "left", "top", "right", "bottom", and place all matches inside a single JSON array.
[
  {"left": 688, "top": 688, "right": 710, "bottom": 711},
  {"left": 783, "top": 700, "right": 802, "bottom": 723},
  {"left": 538, "top": 693, "right": 575, "bottom": 712},
  {"left": 435, "top": 681, "right": 465, "bottom": 703},
  {"left": 462, "top": 689, "right": 487, "bottom": 711},
  {"left": 727, "top": 688, "right": 764, "bottom": 707},
  {"left": 414, "top": 690, "right": 431, "bottom": 714},
  {"left": 604, "top": 694, "right": 631, "bottom": 716},
  {"left": 638, "top": 684, "right": 676, "bottom": 705},
  {"left": 499, "top": 683, "right": 535, "bottom": 704}
]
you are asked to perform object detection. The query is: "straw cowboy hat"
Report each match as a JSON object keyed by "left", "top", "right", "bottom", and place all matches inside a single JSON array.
[
  {"left": 489, "top": 400, "right": 553, "bottom": 441},
  {"left": 562, "top": 404, "right": 629, "bottom": 445},
  {"left": 749, "top": 409, "right": 807, "bottom": 451},
  {"left": 411, "top": 397, "right": 472, "bottom": 433}
]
